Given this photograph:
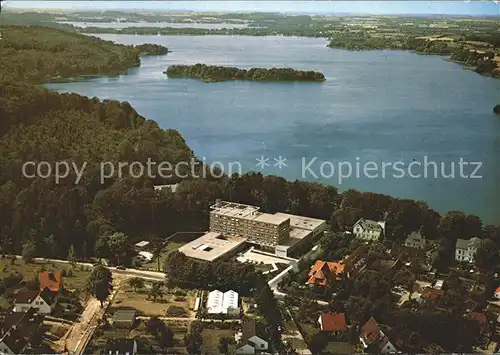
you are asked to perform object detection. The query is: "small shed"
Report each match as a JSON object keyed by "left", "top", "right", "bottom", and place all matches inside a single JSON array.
[{"left": 112, "top": 309, "right": 137, "bottom": 328}]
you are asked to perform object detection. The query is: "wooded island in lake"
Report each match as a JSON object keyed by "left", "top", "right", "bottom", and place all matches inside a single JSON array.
[{"left": 164, "top": 64, "right": 326, "bottom": 82}]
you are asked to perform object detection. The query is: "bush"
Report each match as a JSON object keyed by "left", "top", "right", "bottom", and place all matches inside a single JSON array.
[
  {"left": 166, "top": 305, "right": 187, "bottom": 317},
  {"left": 173, "top": 288, "right": 187, "bottom": 296}
]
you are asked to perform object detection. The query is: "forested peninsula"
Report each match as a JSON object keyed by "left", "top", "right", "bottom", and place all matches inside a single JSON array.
[
  {"left": 165, "top": 64, "right": 326, "bottom": 82},
  {"left": 0, "top": 26, "right": 169, "bottom": 83}
]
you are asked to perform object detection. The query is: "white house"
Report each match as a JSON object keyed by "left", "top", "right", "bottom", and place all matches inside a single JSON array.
[
  {"left": 404, "top": 231, "right": 426, "bottom": 249},
  {"left": 13, "top": 289, "right": 56, "bottom": 314},
  {"left": 353, "top": 218, "right": 385, "bottom": 241},
  {"left": 235, "top": 319, "right": 268, "bottom": 354},
  {"left": 206, "top": 290, "right": 239, "bottom": 316},
  {"left": 455, "top": 237, "right": 482, "bottom": 262}
]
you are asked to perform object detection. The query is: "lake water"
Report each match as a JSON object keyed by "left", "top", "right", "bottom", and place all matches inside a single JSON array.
[
  {"left": 45, "top": 34, "right": 500, "bottom": 224},
  {"left": 57, "top": 21, "right": 250, "bottom": 29}
]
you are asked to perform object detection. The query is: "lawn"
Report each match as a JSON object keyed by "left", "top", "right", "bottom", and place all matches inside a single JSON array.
[
  {"left": 283, "top": 320, "right": 309, "bottom": 350},
  {"left": 110, "top": 284, "right": 196, "bottom": 317},
  {"left": 200, "top": 328, "right": 235, "bottom": 355},
  {"left": 0, "top": 258, "right": 91, "bottom": 291},
  {"left": 324, "top": 342, "right": 355, "bottom": 355}
]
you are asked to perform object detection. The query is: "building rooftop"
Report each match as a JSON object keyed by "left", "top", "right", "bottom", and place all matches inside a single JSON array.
[
  {"left": 355, "top": 218, "right": 383, "bottom": 231},
  {"left": 134, "top": 240, "right": 150, "bottom": 248},
  {"left": 178, "top": 232, "right": 247, "bottom": 262},
  {"left": 206, "top": 289, "right": 239, "bottom": 314},
  {"left": 39, "top": 271, "right": 62, "bottom": 292},
  {"left": 289, "top": 227, "right": 313, "bottom": 240},
  {"left": 456, "top": 237, "right": 482, "bottom": 250},
  {"left": 274, "top": 213, "right": 326, "bottom": 231},
  {"left": 307, "top": 260, "right": 345, "bottom": 286},
  {"left": 113, "top": 309, "right": 136, "bottom": 323},
  {"left": 105, "top": 339, "right": 136, "bottom": 355},
  {"left": 14, "top": 291, "right": 40, "bottom": 305},
  {"left": 210, "top": 200, "right": 289, "bottom": 225},
  {"left": 319, "top": 313, "right": 347, "bottom": 332}
]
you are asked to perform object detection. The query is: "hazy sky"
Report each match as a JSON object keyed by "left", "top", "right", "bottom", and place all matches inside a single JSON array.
[{"left": 6, "top": 1, "right": 500, "bottom": 16}]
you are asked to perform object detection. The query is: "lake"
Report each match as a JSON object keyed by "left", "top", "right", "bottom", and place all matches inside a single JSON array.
[{"left": 45, "top": 34, "right": 500, "bottom": 224}]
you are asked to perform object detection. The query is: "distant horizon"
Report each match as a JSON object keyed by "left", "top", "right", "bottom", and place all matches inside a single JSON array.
[{"left": 5, "top": 1, "right": 500, "bottom": 16}]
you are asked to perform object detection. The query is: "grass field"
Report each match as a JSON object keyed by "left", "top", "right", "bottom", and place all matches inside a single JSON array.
[
  {"left": 110, "top": 284, "right": 196, "bottom": 317},
  {"left": 200, "top": 328, "right": 235, "bottom": 355},
  {"left": 0, "top": 258, "right": 91, "bottom": 291}
]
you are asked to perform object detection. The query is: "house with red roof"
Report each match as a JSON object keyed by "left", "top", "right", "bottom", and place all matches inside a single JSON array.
[
  {"left": 39, "top": 271, "right": 63, "bottom": 292},
  {"left": 307, "top": 260, "right": 345, "bottom": 286},
  {"left": 318, "top": 313, "right": 347, "bottom": 337},
  {"left": 494, "top": 287, "right": 500, "bottom": 300},
  {"left": 418, "top": 287, "right": 444, "bottom": 303},
  {"left": 359, "top": 317, "right": 397, "bottom": 354}
]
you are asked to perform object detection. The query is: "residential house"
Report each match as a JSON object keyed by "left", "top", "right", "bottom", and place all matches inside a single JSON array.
[
  {"left": 39, "top": 271, "right": 63, "bottom": 292},
  {"left": 404, "top": 231, "right": 426, "bottom": 249},
  {"left": 104, "top": 339, "right": 137, "bottom": 355},
  {"left": 0, "top": 308, "right": 41, "bottom": 337},
  {"left": 342, "top": 245, "right": 368, "bottom": 278},
  {"left": 0, "top": 331, "right": 27, "bottom": 355},
  {"left": 112, "top": 310, "right": 137, "bottom": 328},
  {"left": 494, "top": 287, "right": 500, "bottom": 300},
  {"left": 359, "top": 317, "right": 397, "bottom": 354},
  {"left": 235, "top": 319, "right": 268, "bottom": 355},
  {"left": 353, "top": 218, "right": 385, "bottom": 241},
  {"left": 390, "top": 243, "right": 424, "bottom": 261},
  {"left": 470, "top": 312, "right": 492, "bottom": 339},
  {"left": 0, "top": 309, "right": 42, "bottom": 355},
  {"left": 418, "top": 287, "right": 444, "bottom": 303},
  {"left": 455, "top": 237, "right": 482, "bottom": 262},
  {"left": 13, "top": 289, "right": 56, "bottom": 314},
  {"left": 318, "top": 313, "right": 347, "bottom": 337},
  {"left": 433, "top": 279, "right": 444, "bottom": 290},
  {"left": 307, "top": 260, "right": 344, "bottom": 286}
]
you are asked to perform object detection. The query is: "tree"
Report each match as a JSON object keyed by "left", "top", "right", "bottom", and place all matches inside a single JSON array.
[
  {"left": 22, "top": 240, "right": 36, "bottom": 263},
  {"left": 147, "top": 282, "right": 164, "bottom": 301},
  {"left": 218, "top": 337, "right": 231, "bottom": 354},
  {"left": 107, "top": 232, "right": 129, "bottom": 265},
  {"left": 128, "top": 277, "right": 145, "bottom": 292},
  {"left": 68, "top": 244, "right": 76, "bottom": 267},
  {"left": 393, "top": 269, "right": 416, "bottom": 291},
  {"left": 309, "top": 332, "right": 328, "bottom": 354},
  {"left": 44, "top": 235, "right": 57, "bottom": 259},
  {"left": 85, "top": 264, "right": 113, "bottom": 307},
  {"left": 475, "top": 239, "right": 499, "bottom": 271}
]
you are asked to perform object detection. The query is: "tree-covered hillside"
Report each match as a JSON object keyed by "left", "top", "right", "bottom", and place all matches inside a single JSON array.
[
  {"left": 0, "top": 26, "right": 168, "bottom": 83},
  {"left": 0, "top": 81, "right": 193, "bottom": 256}
]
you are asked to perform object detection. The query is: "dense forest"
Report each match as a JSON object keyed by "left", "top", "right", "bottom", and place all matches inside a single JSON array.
[
  {"left": 0, "top": 26, "right": 169, "bottom": 83},
  {"left": 166, "top": 64, "right": 326, "bottom": 82}
]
